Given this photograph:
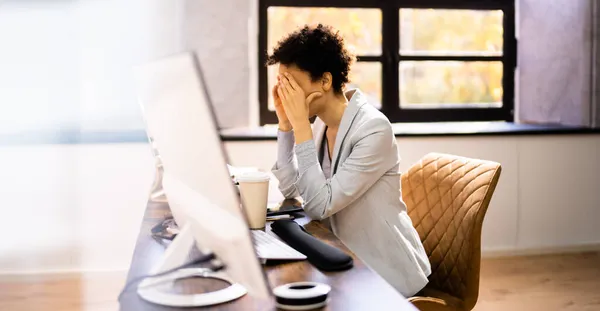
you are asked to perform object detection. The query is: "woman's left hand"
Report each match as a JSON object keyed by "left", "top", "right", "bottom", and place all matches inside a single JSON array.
[{"left": 277, "top": 73, "right": 322, "bottom": 130}]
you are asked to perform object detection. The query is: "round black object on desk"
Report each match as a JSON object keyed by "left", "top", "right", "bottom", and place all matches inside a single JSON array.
[{"left": 273, "top": 282, "right": 331, "bottom": 310}]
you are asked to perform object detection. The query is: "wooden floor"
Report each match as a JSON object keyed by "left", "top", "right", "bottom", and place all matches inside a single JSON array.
[
  {"left": 1, "top": 252, "right": 599, "bottom": 311},
  {"left": 475, "top": 252, "right": 600, "bottom": 311},
  {"left": 0, "top": 271, "right": 127, "bottom": 311}
]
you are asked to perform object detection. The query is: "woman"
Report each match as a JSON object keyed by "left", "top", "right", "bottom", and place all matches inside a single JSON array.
[{"left": 268, "top": 24, "right": 431, "bottom": 297}]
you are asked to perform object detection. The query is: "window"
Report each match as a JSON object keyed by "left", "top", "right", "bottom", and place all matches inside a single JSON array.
[{"left": 258, "top": 0, "right": 516, "bottom": 125}]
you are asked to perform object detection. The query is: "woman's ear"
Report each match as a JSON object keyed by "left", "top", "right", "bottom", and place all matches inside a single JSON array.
[{"left": 321, "top": 72, "right": 333, "bottom": 92}]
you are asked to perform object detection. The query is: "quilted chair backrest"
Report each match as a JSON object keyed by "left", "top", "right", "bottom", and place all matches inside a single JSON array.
[{"left": 401, "top": 153, "right": 501, "bottom": 310}]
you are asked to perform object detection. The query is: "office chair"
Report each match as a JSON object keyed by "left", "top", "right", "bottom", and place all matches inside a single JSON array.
[{"left": 401, "top": 153, "right": 501, "bottom": 311}]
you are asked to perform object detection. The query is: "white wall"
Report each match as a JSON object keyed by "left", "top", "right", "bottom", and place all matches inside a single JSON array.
[{"left": 0, "top": 143, "right": 154, "bottom": 273}]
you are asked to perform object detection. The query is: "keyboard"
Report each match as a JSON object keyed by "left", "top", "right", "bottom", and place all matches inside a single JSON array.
[{"left": 251, "top": 230, "right": 307, "bottom": 261}]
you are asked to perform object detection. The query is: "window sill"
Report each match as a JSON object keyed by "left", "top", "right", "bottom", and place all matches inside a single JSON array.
[
  {"left": 2, "top": 122, "right": 600, "bottom": 145},
  {"left": 220, "top": 122, "right": 600, "bottom": 141},
  {"left": 0, "top": 130, "right": 149, "bottom": 146}
]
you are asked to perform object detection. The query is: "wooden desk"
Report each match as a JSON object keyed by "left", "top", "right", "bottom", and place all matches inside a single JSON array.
[{"left": 119, "top": 200, "right": 415, "bottom": 311}]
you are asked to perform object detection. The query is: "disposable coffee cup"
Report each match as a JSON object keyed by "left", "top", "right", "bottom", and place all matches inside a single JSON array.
[{"left": 237, "top": 171, "right": 270, "bottom": 229}]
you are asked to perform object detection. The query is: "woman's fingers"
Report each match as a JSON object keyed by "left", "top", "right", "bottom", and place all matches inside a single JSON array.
[
  {"left": 280, "top": 74, "right": 295, "bottom": 91},
  {"left": 279, "top": 79, "right": 292, "bottom": 98},
  {"left": 284, "top": 73, "right": 301, "bottom": 90},
  {"left": 277, "top": 85, "right": 287, "bottom": 102},
  {"left": 280, "top": 76, "right": 295, "bottom": 94}
]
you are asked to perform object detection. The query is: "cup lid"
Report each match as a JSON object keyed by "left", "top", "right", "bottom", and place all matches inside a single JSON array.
[{"left": 236, "top": 171, "right": 270, "bottom": 183}]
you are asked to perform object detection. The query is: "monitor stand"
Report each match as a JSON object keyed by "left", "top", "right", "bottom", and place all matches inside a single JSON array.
[{"left": 136, "top": 224, "right": 247, "bottom": 307}]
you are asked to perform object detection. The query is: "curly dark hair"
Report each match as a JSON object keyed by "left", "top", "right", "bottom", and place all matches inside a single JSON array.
[{"left": 266, "top": 24, "right": 355, "bottom": 94}]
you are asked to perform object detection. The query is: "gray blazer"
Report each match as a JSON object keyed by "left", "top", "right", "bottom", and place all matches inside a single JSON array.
[{"left": 272, "top": 89, "right": 431, "bottom": 297}]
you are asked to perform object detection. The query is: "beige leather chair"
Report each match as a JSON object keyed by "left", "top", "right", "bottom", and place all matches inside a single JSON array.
[{"left": 401, "top": 153, "right": 501, "bottom": 311}]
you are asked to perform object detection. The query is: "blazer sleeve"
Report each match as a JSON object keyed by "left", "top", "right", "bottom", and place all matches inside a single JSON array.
[
  {"left": 294, "top": 119, "right": 396, "bottom": 220},
  {"left": 271, "top": 130, "right": 301, "bottom": 199}
]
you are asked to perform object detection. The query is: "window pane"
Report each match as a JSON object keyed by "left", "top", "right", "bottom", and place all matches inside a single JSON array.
[
  {"left": 268, "top": 7, "right": 382, "bottom": 56},
  {"left": 400, "top": 9, "right": 503, "bottom": 56},
  {"left": 400, "top": 61, "right": 503, "bottom": 108},
  {"left": 348, "top": 62, "right": 381, "bottom": 109},
  {"left": 268, "top": 62, "right": 382, "bottom": 111}
]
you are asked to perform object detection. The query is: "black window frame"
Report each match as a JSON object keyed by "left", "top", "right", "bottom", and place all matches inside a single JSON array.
[{"left": 258, "top": 0, "right": 517, "bottom": 125}]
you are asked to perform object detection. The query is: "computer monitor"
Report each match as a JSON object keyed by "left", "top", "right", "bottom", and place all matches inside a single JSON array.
[{"left": 133, "top": 52, "right": 271, "bottom": 304}]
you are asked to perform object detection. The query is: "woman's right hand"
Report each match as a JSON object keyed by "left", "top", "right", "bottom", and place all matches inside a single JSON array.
[{"left": 273, "top": 76, "right": 292, "bottom": 132}]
